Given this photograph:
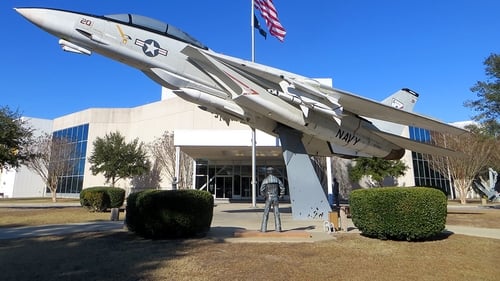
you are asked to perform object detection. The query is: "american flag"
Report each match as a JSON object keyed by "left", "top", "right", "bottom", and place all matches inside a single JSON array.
[{"left": 254, "top": 0, "right": 286, "bottom": 42}]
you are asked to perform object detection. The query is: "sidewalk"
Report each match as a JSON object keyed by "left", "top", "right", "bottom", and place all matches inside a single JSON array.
[
  {"left": 206, "top": 203, "right": 350, "bottom": 243},
  {"left": 445, "top": 225, "right": 500, "bottom": 240},
  {"left": 0, "top": 202, "right": 348, "bottom": 242},
  {"left": 209, "top": 203, "right": 500, "bottom": 242},
  {"left": 0, "top": 202, "right": 499, "bottom": 241}
]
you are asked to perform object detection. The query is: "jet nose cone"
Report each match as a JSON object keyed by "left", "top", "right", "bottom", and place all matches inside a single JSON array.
[{"left": 14, "top": 8, "right": 46, "bottom": 27}]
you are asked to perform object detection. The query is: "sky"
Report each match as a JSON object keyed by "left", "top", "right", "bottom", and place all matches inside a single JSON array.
[{"left": 1, "top": 0, "right": 500, "bottom": 123}]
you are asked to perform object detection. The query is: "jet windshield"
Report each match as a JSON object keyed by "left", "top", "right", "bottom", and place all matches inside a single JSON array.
[{"left": 104, "top": 14, "right": 208, "bottom": 50}]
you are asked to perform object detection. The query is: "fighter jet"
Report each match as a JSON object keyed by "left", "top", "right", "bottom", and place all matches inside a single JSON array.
[
  {"left": 16, "top": 7, "right": 467, "bottom": 219},
  {"left": 15, "top": 7, "right": 465, "bottom": 160}
]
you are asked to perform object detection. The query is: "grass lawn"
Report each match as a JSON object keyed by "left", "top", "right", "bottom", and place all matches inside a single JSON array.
[
  {"left": 0, "top": 198, "right": 119, "bottom": 227},
  {"left": 0, "top": 231, "right": 498, "bottom": 281},
  {"left": 0, "top": 198, "right": 499, "bottom": 280}
]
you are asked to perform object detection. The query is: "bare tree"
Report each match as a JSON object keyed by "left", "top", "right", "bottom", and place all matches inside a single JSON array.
[
  {"left": 25, "top": 133, "right": 77, "bottom": 202},
  {"left": 150, "top": 131, "right": 193, "bottom": 189},
  {"left": 427, "top": 132, "right": 494, "bottom": 204},
  {"left": 130, "top": 159, "right": 162, "bottom": 190}
]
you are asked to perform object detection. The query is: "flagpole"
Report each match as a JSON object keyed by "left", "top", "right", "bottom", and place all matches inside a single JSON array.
[
  {"left": 251, "top": 0, "right": 257, "bottom": 208},
  {"left": 251, "top": 0, "right": 255, "bottom": 62}
]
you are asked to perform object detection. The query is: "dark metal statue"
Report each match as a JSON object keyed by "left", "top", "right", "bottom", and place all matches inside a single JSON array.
[{"left": 260, "top": 167, "right": 285, "bottom": 232}]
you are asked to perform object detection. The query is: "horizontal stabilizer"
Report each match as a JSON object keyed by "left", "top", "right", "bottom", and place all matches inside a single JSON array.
[
  {"left": 372, "top": 130, "right": 463, "bottom": 158},
  {"left": 324, "top": 87, "right": 468, "bottom": 136}
]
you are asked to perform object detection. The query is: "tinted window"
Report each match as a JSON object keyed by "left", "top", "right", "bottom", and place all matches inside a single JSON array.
[
  {"left": 104, "top": 13, "right": 207, "bottom": 49},
  {"left": 104, "top": 14, "right": 130, "bottom": 23},
  {"left": 130, "top": 14, "right": 168, "bottom": 33}
]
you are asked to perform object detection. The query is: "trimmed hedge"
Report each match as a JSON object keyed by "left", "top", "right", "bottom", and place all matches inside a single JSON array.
[
  {"left": 349, "top": 187, "right": 447, "bottom": 241},
  {"left": 80, "top": 187, "right": 126, "bottom": 212},
  {"left": 126, "top": 189, "right": 214, "bottom": 239}
]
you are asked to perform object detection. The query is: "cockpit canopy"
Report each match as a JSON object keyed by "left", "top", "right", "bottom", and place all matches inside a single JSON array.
[{"left": 104, "top": 13, "right": 208, "bottom": 50}]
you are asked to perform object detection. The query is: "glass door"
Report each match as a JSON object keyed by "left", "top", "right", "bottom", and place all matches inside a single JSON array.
[
  {"left": 241, "top": 176, "right": 252, "bottom": 199},
  {"left": 215, "top": 176, "right": 232, "bottom": 199}
]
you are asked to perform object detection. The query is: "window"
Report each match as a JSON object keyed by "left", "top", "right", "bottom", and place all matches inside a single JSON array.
[
  {"left": 409, "top": 126, "right": 452, "bottom": 196},
  {"left": 104, "top": 13, "right": 208, "bottom": 50},
  {"left": 50, "top": 124, "right": 89, "bottom": 194}
]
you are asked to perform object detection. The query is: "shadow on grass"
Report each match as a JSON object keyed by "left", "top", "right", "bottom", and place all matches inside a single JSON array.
[
  {"left": 0, "top": 223, "right": 27, "bottom": 228},
  {"left": 0, "top": 220, "right": 114, "bottom": 229},
  {"left": 359, "top": 230, "right": 454, "bottom": 242},
  {"left": 0, "top": 221, "right": 124, "bottom": 240},
  {"left": 0, "top": 231, "right": 202, "bottom": 281}
]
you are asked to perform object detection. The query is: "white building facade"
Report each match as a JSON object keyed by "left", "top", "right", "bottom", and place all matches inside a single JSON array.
[
  {"left": 0, "top": 117, "right": 53, "bottom": 198},
  {"left": 47, "top": 88, "right": 289, "bottom": 199},
  {"left": 4, "top": 87, "right": 423, "bottom": 200}
]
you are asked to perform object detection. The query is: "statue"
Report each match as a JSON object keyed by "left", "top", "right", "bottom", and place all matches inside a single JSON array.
[
  {"left": 474, "top": 168, "right": 499, "bottom": 202},
  {"left": 260, "top": 167, "right": 285, "bottom": 232},
  {"left": 489, "top": 168, "right": 498, "bottom": 190}
]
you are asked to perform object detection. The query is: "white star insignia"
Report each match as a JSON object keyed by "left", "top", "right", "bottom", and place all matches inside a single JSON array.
[{"left": 144, "top": 41, "right": 158, "bottom": 55}]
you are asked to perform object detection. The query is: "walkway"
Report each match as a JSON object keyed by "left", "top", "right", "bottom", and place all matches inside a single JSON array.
[{"left": 0, "top": 202, "right": 499, "bottom": 241}]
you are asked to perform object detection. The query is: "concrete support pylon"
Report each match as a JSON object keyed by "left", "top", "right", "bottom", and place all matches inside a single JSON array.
[{"left": 276, "top": 125, "right": 331, "bottom": 220}]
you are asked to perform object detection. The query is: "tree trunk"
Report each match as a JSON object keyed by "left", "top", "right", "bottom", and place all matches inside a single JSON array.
[
  {"left": 455, "top": 179, "right": 470, "bottom": 204},
  {"left": 51, "top": 189, "right": 57, "bottom": 203}
]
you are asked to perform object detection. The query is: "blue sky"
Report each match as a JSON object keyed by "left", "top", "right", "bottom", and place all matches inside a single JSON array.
[{"left": 2, "top": 1, "right": 499, "bottom": 123}]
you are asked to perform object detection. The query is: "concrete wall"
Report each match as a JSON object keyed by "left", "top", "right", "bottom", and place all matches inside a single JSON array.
[
  {"left": 0, "top": 117, "right": 53, "bottom": 198},
  {"left": 52, "top": 95, "right": 253, "bottom": 190}
]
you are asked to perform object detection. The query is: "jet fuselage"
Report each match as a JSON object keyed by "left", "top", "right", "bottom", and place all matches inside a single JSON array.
[{"left": 16, "top": 8, "right": 441, "bottom": 160}]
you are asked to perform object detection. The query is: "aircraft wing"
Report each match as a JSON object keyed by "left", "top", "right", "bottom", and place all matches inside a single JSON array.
[
  {"left": 325, "top": 87, "right": 467, "bottom": 136},
  {"left": 183, "top": 46, "right": 467, "bottom": 138},
  {"left": 202, "top": 50, "right": 467, "bottom": 136}
]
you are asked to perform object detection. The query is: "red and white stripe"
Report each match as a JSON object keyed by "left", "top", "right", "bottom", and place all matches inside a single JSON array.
[{"left": 254, "top": 0, "right": 286, "bottom": 42}]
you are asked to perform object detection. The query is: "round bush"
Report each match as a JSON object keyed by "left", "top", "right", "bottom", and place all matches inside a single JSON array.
[
  {"left": 126, "top": 189, "right": 214, "bottom": 239},
  {"left": 80, "top": 187, "right": 125, "bottom": 212},
  {"left": 105, "top": 187, "right": 126, "bottom": 208},
  {"left": 349, "top": 187, "right": 447, "bottom": 241}
]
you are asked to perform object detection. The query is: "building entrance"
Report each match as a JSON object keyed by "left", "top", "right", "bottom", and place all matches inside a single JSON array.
[
  {"left": 215, "top": 176, "right": 232, "bottom": 199},
  {"left": 241, "top": 176, "right": 252, "bottom": 198},
  {"left": 195, "top": 161, "right": 287, "bottom": 200}
]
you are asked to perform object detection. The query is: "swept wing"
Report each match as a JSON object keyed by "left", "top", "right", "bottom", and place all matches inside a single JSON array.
[{"left": 204, "top": 49, "right": 466, "bottom": 136}]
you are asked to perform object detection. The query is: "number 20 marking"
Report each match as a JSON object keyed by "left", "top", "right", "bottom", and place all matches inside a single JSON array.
[{"left": 80, "top": 18, "right": 92, "bottom": 26}]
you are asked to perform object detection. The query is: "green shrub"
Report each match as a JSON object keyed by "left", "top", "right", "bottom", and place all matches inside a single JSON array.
[
  {"left": 349, "top": 187, "right": 447, "bottom": 241},
  {"left": 80, "top": 186, "right": 125, "bottom": 212},
  {"left": 126, "top": 189, "right": 214, "bottom": 239},
  {"left": 80, "top": 188, "right": 109, "bottom": 212},
  {"left": 106, "top": 187, "right": 126, "bottom": 208}
]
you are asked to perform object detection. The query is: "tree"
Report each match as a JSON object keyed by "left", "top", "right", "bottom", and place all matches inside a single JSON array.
[
  {"left": 25, "top": 133, "right": 76, "bottom": 202},
  {"left": 88, "top": 131, "right": 151, "bottom": 187},
  {"left": 465, "top": 53, "right": 500, "bottom": 137},
  {"left": 465, "top": 124, "right": 500, "bottom": 172},
  {"left": 349, "top": 157, "right": 408, "bottom": 187},
  {"left": 150, "top": 131, "right": 193, "bottom": 189},
  {"left": 427, "top": 132, "right": 494, "bottom": 204},
  {"left": 130, "top": 160, "right": 162, "bottom": 190},
  {"left": 0, "top": 106, "right": 34, "bottom": 171}
]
